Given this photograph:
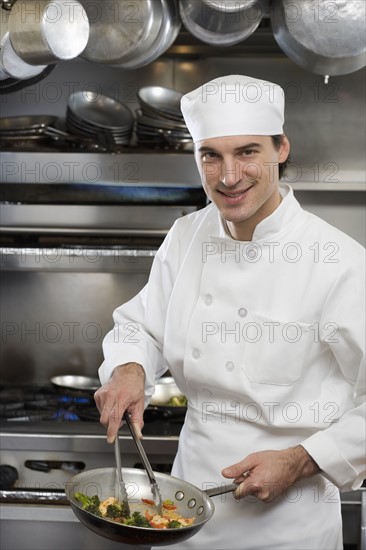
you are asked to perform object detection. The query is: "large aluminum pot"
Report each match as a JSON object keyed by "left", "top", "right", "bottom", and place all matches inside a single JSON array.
[
  {"left": 271, "top": 0, "right": 366, "bottom": 76},
  {"left": 179, "top": 0, "right": 265, "bottom": 46},
  {"left": 80, "top": 0, "right": 163, "bottom": 65},
  {"left": 8, "top": 0, "right": 90, "bottom": 65},
  {"left": 117, "top": 0, "right": 181, "bottom": 69},
  {"left": 0, "top": 32, "right": 47, "bottom": 80},
  {"left": 65, "top": 467, "right": 236, "bottom": 546},
  {"left": 0, "top": 9, "right": 47, "bottom": 80}
]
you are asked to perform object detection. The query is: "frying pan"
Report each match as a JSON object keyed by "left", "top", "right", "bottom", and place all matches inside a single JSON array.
[
  {"left": 67, "top": 91, "right": 134, "bottom": 131},
  {"left": 50, "top": 375, "right": 100, "bottom": 392},
  {"left": 137, "top": 87, "right": 184, "bottom": 120},
  {"left": 65, "top": 467, "right": 237, "bottom": 546},
  {"left": 0, "top": 115, "right": 57, "bottom": 132},
  {"left": 147, "top": 376, "right": 187, "bottom": 420},
  {"left": 50, "top": 374, "right": 187, "bottom": 418}
]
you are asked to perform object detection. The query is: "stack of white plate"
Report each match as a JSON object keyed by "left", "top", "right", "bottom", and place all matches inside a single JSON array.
[
  {"left": 136, "top": 86, "right": 192, "bottom": 150},
  {"left": 66, "top": 91, "right": 134, "bottom": 149}
]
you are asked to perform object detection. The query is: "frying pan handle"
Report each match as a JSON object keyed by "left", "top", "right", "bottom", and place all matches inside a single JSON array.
[{"left": 204, "top": 483, "right": 239, "bottom": 497}]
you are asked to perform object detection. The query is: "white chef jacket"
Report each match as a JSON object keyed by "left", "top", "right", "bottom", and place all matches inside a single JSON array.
[{"left": 99, "top": 184, "right": 365, "bottom": 550}]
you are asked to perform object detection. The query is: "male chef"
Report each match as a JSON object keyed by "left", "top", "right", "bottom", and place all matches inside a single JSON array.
[{"left": 95, "top": 75, "right": 365, "bottom": 549}]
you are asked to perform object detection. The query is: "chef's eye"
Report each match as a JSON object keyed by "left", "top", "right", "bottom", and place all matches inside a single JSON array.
[
  {"left": 202, "top": 152, "right": 219, "bottom": 162},
  {"left": 241, "top": 149, "right": 255, "bottom": 156}
]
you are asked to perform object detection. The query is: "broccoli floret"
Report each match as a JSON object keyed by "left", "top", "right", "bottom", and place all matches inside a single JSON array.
[
  {"left": 74, "top": 492, "right": 101, "bottom": 516},
  {"left": 168, "top": 520, "right": 182, "bottom": 529},
  {"left": 167, "top": 395, "right": 188, "bottom": 407},
  {"left": 106, "top": 503, "right": 129, "bottom": 519},
  {"left": 125, "top": 511, "right": 150, "bottom": 527}
]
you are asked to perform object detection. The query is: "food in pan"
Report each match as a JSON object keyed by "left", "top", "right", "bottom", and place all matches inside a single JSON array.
[
  {"left": 166, "top": 395, "right": 188, "bottom": 407},
  {"left": 75, "top": 493, "right": 195, "bottom": 529}
]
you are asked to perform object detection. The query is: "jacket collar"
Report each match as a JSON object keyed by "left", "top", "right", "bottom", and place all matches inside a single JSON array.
[{"left": 214, "top": 184, "right": 303, "bottom": 242}]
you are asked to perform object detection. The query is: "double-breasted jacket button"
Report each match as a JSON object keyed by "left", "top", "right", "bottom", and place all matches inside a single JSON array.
[
  {"left": 225, "top": 361, "right": 235, "bottom": 371},
  {"left": 238, "top": 307, "right": 248, "bottom": 318},
  {"left": 203, "top": 294, "right": 213, "bottom": 306}
]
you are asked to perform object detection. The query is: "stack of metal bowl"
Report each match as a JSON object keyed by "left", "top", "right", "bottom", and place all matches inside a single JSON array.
[
  {"left": 66, "top": 91, "right": 134, "bottom": 150},
  {"left": 135, "top": 86, "right": 193, "bottom": 151}
]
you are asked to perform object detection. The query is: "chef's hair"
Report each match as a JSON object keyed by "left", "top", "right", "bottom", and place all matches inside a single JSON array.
[{"left": 271, "top": 135, "right": 290, "bottom": 180}]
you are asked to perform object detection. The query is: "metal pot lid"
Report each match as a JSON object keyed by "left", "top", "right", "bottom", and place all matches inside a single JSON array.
[
  {"left": 271, "top": 0, "right": 366, "bottom": 76},
  {"left": 67, "top": 91, "right": 134, "bottom": 130},
  {"left": 80, "top": 0, "right": 163, "bottom": 65},
  {"left": 179, "top": 0, "right": 264, "bottom": 47}
]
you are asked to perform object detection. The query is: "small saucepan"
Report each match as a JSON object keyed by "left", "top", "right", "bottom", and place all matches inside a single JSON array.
[{"left": 65, "top": 467, "right": 236, "bottom": 546}]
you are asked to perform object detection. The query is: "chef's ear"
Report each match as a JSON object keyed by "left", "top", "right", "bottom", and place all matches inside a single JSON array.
[{"left": 278, "top": 134, "right": 290, "bottom": 162}]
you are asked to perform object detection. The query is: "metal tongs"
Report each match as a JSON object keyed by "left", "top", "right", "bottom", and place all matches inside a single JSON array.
[
  {"left": 123, "top": 412, "right": 163, "bottom": 515},
  {"left": 114, "top": 432, "right": 131, "bottom": 516}
]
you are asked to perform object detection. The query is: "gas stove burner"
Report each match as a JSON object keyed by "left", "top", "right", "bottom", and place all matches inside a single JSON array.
[
  {"left": 0, "top": 385, "right": 99, "bottom": 423},
  {"left": 0, "top": 384, "right": 186, "bottom": 428}
]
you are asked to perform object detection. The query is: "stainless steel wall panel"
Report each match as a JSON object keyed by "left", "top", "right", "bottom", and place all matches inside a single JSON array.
[{"left": 0, "top": 269, "right": 152, "bottom": 384}]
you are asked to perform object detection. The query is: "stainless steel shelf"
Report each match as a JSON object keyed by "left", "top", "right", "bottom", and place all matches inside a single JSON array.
[
  {"left": 291, "top": 182, "right": 365, "bottom": 192},
  {"left": 0, "top": 151, "right": 364, "bottom": 196}
]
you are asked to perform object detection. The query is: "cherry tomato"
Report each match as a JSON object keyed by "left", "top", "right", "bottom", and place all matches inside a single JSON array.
[{"left": 162, "top": 500, "right": 177, "bottom": 510}]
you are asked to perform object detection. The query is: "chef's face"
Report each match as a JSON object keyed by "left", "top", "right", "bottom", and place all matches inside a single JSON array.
[{"left": 194, "top": 135, "right": 290, "bottom": 241}]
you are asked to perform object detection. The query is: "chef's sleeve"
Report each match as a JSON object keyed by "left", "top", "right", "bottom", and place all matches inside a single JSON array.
[
  {"left": 301, "top": 256, "right": 366, "bottom": 491},
  {"left": 98, "top": 220, "right": 181, "bottom": 402}
]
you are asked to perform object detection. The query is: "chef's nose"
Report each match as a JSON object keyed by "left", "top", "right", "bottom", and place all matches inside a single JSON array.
[{"left": 221, "top": 158, "right": 241, "bottom": 187}]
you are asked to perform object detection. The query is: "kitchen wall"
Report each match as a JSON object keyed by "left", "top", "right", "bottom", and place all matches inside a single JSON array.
[{"left": 1, "top": 46, "right": 365, "bottom": 245}]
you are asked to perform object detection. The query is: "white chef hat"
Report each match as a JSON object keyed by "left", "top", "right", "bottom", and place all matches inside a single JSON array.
[{"left": 180, "top": 74, "right": 285, "bottom": 143}]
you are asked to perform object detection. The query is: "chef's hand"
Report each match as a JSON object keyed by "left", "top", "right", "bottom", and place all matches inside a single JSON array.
[
  {"left": 222, "top": 445, "right": 320, "bottom": 503},
  {"left": 94, "top": 362, "right": 145, "bottom": 444}
]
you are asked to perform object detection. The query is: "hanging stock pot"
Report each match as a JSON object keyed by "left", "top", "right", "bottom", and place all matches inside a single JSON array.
[
  {"left": 271, "top": 0, "right": 366, "bottom": 77},
  {"left": 79, "top": 0, "right": 180, "bottom": 68},
  {"left": 179, "top": 0, "right": 265, "bottom": 46},
  {"left": 7, "top": 0, "right": 90, "bottom": 65}
]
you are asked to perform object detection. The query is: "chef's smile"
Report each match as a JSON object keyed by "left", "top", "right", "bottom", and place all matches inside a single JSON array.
[{"left": 218, "top": 184, "right": 255, "bottom": 204}]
